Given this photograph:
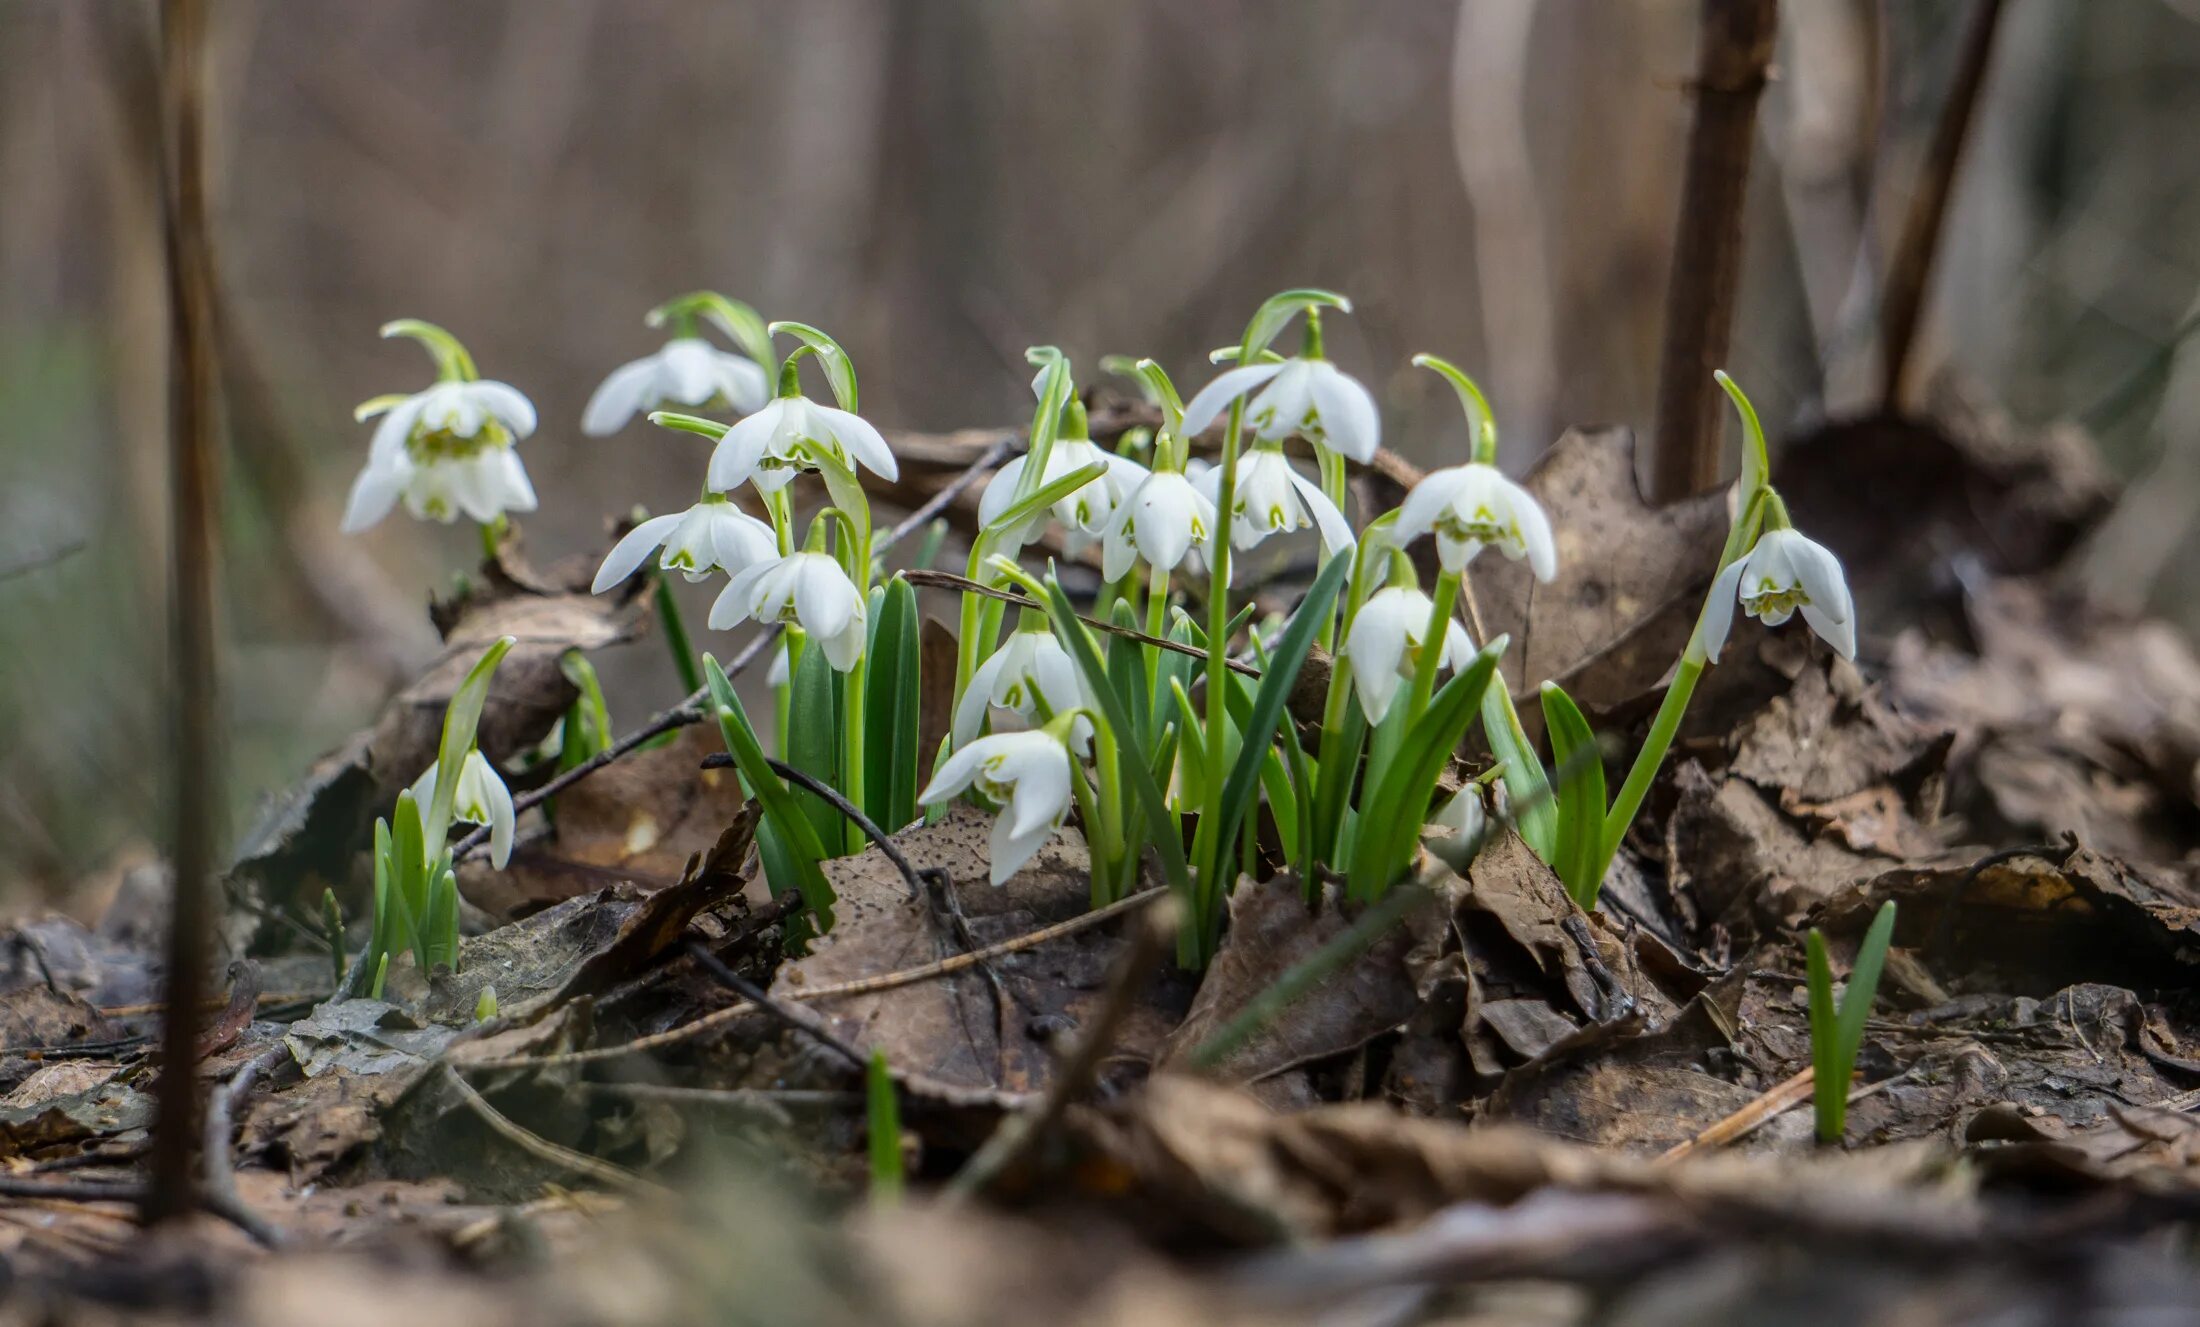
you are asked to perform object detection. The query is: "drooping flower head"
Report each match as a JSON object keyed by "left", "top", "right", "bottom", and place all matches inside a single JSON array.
[
  {"left": 1341, "top": 583, "right": 1478, "bottom": 726},
  {"left": 954, "top": 625, "right": 1089, "bottom": 748},
  {"left": 709, "top": 550, "right": 868, "bottom": 671},
  {"left": 1694, "top": 523, "right": 1856, "bottom": 663},
  {"left": 1197, "top": 444, "right": 1353, "bottom": 554},
  {"left": 919, "top": 726, "right": 1082, "bottom": 885},
  {"left": 591, "top": 495, "right": 778, "bottom": 593},
  {"left": 342, "top": 320, "right": 539, "bottom": 532},
  {"left": 1100, "top": 469, "right": 1219, "bottom": 583},
  {"left": 703, "top": 320, "right": 896, "bottom": 495},
  {"left": 1396, "top": 463, "right": 1555, "bottom": 579},
  {"left": 1392, "top": 355, "right": 1555, "bottom": 580},
  {"left": 1181, "top": 356, "right": 1379, "bottom": 463},
  {"left": 979, "top": 378, "right": 1149, "bottom": 551},
  {"left": 584, "top": 292, "right": 775, "bottom": 435}
]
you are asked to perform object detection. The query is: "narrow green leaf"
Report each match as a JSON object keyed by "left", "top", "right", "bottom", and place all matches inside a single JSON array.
[
  {"left": 1347, "top": 637, "right": 1507, "bottom": 899},
  {"left": 1539, "top": 682, "right": 1608, "bottom": 908},
  {"left": 704, "top": 654, "right": 837, "bottom": 931},
  {"left": 1040, "top": 578, "right": 1191, "bottom": 897},
  {"left": 1481, "top": 682, "right": 1557, "bottom": 864},
  {"left": 425, "top": 635, "right": 515, "bottom": 859},
  {"left": 866, "top": 1051, "right": 904, "bottom": 1204},
  {"left": 1169, "top": 680, "right": 1209, "bottom": 807},
  {"left": 862, "top": 577, "right": 922, "bottom": 833},
  {"left": 1836, "top": 902, "right": 1899, "bottom": 1074},
  {"left": 1807, "top": 928, "right": 1842, "bottom": 1141},
  {"left": 1205, "top": 554, "right": 1350, "bottom": 890},
  {"left": 984, "top": 460, "right": 1108, "bottom": 545},
  {"left": 391, "top": 789, "right": 429, "bottom": 974},
  {"left": 787, "top": 640, "right": 845, "bottom": 851},
  {"left": 1241, "top": 288, "right": 1351, "bottom": 360}
]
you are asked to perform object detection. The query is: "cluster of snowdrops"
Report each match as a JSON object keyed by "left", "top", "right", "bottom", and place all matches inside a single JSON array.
[{"left": 339, "top": 289, "right": 1855, "bottom": 973}]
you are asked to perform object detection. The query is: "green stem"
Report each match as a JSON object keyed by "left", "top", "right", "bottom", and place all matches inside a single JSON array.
[
  {"left": 653, "top": 578, "right": 703, "bottom": 696},
  {"left": 1596, "top": 655, "right": 1701, "bottom": 874},
  {"left": 1402, "top": 570, "right": 1461, "bottom": 728},
  {"left": 477, "top": 516, "right": 504, "bottom": 562},
  {"left": 1196, "top": 391, "right": 1248, "bottom": 949}
]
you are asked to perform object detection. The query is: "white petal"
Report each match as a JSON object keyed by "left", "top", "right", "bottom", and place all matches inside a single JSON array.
[
  {"left": 1800, "top": 601, "right": 1857, "bottom": 660},
  {"left": 953, "top": 653, "right": 1003, "bottom": 747},
  {"left": 582, "top": 357, "right": 661, "bottom": 436},
  {"left": 1179, "top": 362, "right": 1287, "bottom": 436},
  {"left": 467, "top": 381, "right": 537, "bottom": 439},
  {"left": 341, "top": 458, "right": 409, "bottom": 532},
  {"left": 710, "top": 560, "right": 774, "bottom": 629},
  {"left": 989, "top": 809, "right": 1054, "bottom": 886},
  {"left": 791, "top": 557, "right": 858, "bottom": 641},
  {"left": 920, "top": 742, "right": 986, "bottom": 805},
  {"left": 1006, "top": 748, "right": 1070, "bottom": 838},
  {"left": 491, "top": 449, "right": 537, "bottom": 512},
  {"left": 1784, "top": 533, "right": 1854, "bottom": 628},
  {"left": 1693, "top": 558, "right": 1749, "bottom": 664},
  {"left": 1288, "top": 471, "right": 1355, "bottom": 554},
  {"left": 819, "top": 613, "right": 867, "bottom": 671},
  {"left": 592, "top": 513, "right": 684, "bottom": 593},
  {"left": 817, "top": 405, "right": 898, "bottom": 481},
  {"left": 717, "top": 354, "right": 770, "bottom": 414},
  {"left": 707, "top": 506, "right": 778, "bottom": 574},
  {"left": 658, "top": 339, "right": 719, "bottom": 405},
  {"left": 977, "top": 457, "right": 1030, "bottom": 529},
  {"left": 478, "top": 757, "right": 516, "bottom": 869},
  {"left": 707, "top": 401, "right": 784, "bottom": 491},
  {"left": 1307, "top": 362, "right": 1380, "bottom": 462},
  {"left": 1506, "top": 479, "right": 1558, "bottom": 582},
  {"left": 1353, "top": 661, "right": 1403, "bottom": 726},
  {"left": 368, "top": 394, "right": 426, "bottom": 464},
  {"left": 1101, "top": 524, "right": 1139, "bottom": 581},
  {"left": 1395, "top": 468, "right": 1468, "bottom": 543}
]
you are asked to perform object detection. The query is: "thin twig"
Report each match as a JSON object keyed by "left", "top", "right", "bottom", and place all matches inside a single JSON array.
[
  {"left": 1650, "top": 0, "right": 1779, "bottom": 502},
  {"left": 440, "top": 1065, "right": 668, "bottom": 1197},
  {"left": 1879, "top": 0, "right": 2007, "bottom": 413},
  {"left": 150, "top": 0, "right": 222, "bottom": 1227},
  {"left": 705, "top": 754, "right": 931, "bottom": 901},
  {"left": 683, "top": 942, "right": 1028, "bottom": 1110},
  {"left": 454, "top": 889, "right": 1168, "bottom": 1072},
  {"left": 201, "top": 1044, "right": 286, "bottom": 1248},
  {"left": 945, "top": 896, "right": 1180, "bottom": 1202}
]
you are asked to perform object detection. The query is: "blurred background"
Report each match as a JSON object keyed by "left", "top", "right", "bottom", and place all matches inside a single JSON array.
[{"left": 2, "top": 0, "right": 2196, "bottom": 896}]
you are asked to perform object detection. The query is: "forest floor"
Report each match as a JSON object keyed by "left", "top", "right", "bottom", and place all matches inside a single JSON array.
[{"left": 3, "top": 385, "right": 2199, "bottom": 1326}]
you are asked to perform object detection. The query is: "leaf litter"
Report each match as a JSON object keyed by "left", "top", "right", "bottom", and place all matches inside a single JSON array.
[{"left": 7, "top": 408, "right": 2200, "bottom": 1324}]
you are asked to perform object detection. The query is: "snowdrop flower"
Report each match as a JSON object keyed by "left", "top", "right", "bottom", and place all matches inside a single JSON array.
[
  {"left": 591, "top": 496, "right": 778, "bottom": 593},
  {"left": 341, "top": 322, "right": 539, "bottom": 533},
  {"left": 1100, "top": 470, "right": 1219, "bottom": 582},
  {"left": 919, "top": 728, "right": 1078, "bottom": 885},
  {"left": 343, "top": 446, "right": 538, "bottom": 532},
  {"left": 709, "top": 551, "right": 867, "bottom": 670},
  {"left": 409, "top": 750, "right": 516, "bottom": 869},
  {"left": 1181, "top": 357, "right": 1380, "bottom": 463},
  {"left": 583, "top": 338, "right": 769, "bottom": 436},
  {"left": 1422, "top": 784, "right": 1488, "bottom": 871},
  {"left": 1395, "top": 463, "right": 1556, "bottom": 581},
  {"left": 1694, "top": 527, "right": 1856, "bottom": 662},
  {"left": 1197, "top": 445, "right": 1353, "bottom": 554},
  {"left": 704, "top": 394, "right": 897, "bottom": 495},
  {"left": 954, "top": 627, "right": 1087, "bottom": 747},
  {"left": 1341, "top": 585, "right": 1477, "bottom": 725},
  {"left": 978, "top": 439, "right": 1149, "bottom": 550}
]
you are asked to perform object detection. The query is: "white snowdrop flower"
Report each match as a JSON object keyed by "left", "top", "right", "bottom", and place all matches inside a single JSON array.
[
  {"left": 1341, "top": 585, "right": 1477, "bottom": 725},
  {"left": 591, "top": 496, "right": 778, "bottom": 593},
  {"left": 704, "top": 394, "right": 898, "bottom": 495},
  {"left": 919, "top": 729, "right": 1077, "bottom": 886},
  {"left": 1694, "top": 527, "right": 1856, "bottom": 663},
  {"left": 978, "top": 439, "right": 1149, "bottom": 549},
  {"left": 362, "top": 378, "right": 538, "bottom": 468},
  {"left": 1100, "top": 470, "right": 1219, "bottom": 583},
  {"left": 1423, "top": 784, "right": 1488, "bottom": 871},
  {"left": 1395, "top": 462, "right": 1556, "bottom": 581},
  {"left": 343, "top": 379, "right": 540, "bottom": 533},
  {"left": 709, "top": 551, "right": 867, "bottom": 671},
  {"left": 409, "top": 749, "right": 516, "bottom": 870},
  {"left": 1196, "top": 446, "right": 1354, "bottom": 554},
  {"left": 583, "top": 338, "right": 769, "bottom": 436},
  {"left": 343, "top": 446, "right": 538, "bottom": 532},
  {"left": 1180, "top": 357, "right": 1380, "bottom": 463},
  {"left": 953, "top": 628, "right": 1087, "bottom": 748}
]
